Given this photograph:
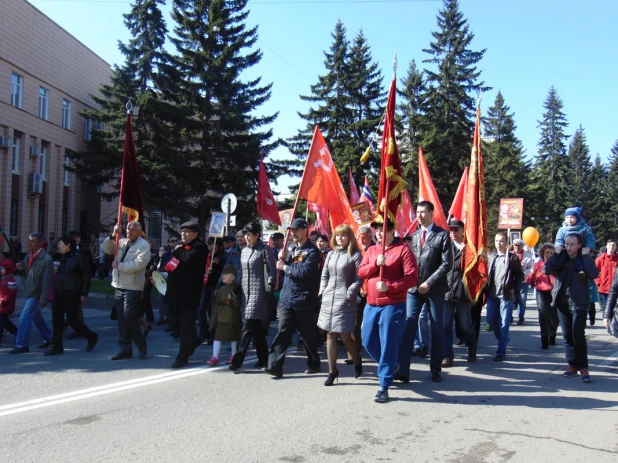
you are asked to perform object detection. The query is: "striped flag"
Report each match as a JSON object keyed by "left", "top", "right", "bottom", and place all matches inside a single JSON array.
[{"left": 361, "top": 176, "right": 374, "bottom": 212}]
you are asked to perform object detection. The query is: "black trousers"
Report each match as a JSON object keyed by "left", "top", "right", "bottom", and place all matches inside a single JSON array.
[
  {"left": 536, "top": 291, "right": 559, "bottom": 337},
  {"left": 115, "top": 289, "right": 147, "bottom": 352},
  {"left": 231, "top": 318, "right": 269, "bottom": 367},
  {"left": 174, "top": 304, "right": 199, "bottom": 363},
  {"left": 471, "top": 298, "right": 483, "bottom": 341},
  {"left": 52, "top": 294, "right": 96, "bottom": 350},
  {"left": 268, "top": 306, "right": 321, "bottom": 371},
  {"left": 0, "top": 314, "right": 17, "bottom": 343}
]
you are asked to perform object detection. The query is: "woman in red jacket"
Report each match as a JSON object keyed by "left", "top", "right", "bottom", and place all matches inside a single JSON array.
[
  {"left": 0, "top": 258, "right": 18, "bottom": 346},
  {"left": 526, "top": 243, "right": 557, "bottom": 349}
]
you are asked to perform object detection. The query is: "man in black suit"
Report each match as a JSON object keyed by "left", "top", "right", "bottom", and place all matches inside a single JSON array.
[
  {"left": 166, "top": 222, "right": 208, "bottom": 368},
  {"left": 396, "top": 201, "right": 452, "bottom": 383}
]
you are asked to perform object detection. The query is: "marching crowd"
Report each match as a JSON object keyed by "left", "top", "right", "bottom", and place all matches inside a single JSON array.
[{"left": 1, "top": 203, "right": 617, "bottom": 403}]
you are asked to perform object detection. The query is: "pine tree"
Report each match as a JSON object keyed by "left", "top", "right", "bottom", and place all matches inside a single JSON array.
[
  {"left": 70, "top": 0, "right": 190, "bottom": 222},
  {"left": 287, "top": 20, "right": 353, "bottom": 183},
  {"left": 482, "top": 91, "right": 529, "bottom": 238},
  {"left": 170, "top": 0, "right": 278, "bottom": 229},
  {"left": 398, "top": 59, "right": 427, "bottom": 198},
  {"left": 420, "top": 0, "right": 489, "bottom": 201},
  {"left": 346, "top": 30, "right": 386, "bottom": 191},
  {"left": 603, "top": 139, "right": 618, "bottom": 239},
  {"left": 587, "top": 154, "right": 610, "bottom": 242},
  {"left": 529, "top": 86, "right": 571, "bottom": 241}
]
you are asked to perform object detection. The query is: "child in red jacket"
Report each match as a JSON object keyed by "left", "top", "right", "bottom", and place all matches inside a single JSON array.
[{"left": 0, "top": 258, "right": 18, "bottom": 345}]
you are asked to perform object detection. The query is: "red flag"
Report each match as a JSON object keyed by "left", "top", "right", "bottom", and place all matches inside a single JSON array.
[
  {"left": 418, "top": 147, "right": 448, "bottom": 229},
  {"left": 307, "top": 201, "right": 321, "bottom": 213},
  {"left": 396, "top": 190, "right": 416, "bottom": 237},
  {"left": 120, "top": 113, "right": 144, "bottom": 231},
  {"left": 298, "top": 126, "right": 358, "bottom": 232},
  {"left": 462, "top": 108, "right": 489, "bottom": 303},
  {"left": 257, "top": 156, "right": 281, "bottom": 225},
  {"left": 448, "top": 167, "right": 469, "bottom": 222},
  {"left": 314, "top": 205, "right": 330, "bottom": 240},
  {"left": 349, "top": 168, "right": 360, "bottom": 205},
  {"left": 377, "top": 78, "right": 406, "bottom": 224}
]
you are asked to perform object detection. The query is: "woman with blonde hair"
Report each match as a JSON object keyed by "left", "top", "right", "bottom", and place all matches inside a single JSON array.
[{"left": 317, "top": 224, "right": 363, "bottom": 385}]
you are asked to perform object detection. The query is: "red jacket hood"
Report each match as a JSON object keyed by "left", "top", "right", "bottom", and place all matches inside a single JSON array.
[{"left": 0, "top": 258, "right": 14, "bottom": 275}]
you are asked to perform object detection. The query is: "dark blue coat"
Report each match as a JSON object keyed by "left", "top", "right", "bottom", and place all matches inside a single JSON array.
[{"left": 278, "top": 239, "right": 320, "bottom": 310}]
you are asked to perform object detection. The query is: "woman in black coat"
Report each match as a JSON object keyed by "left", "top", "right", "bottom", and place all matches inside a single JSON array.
[{"left": 45, "top": 235, "right": 98, "bottom": 356}]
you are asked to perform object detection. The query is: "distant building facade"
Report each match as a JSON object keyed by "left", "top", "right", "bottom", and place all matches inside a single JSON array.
[{"left": 0, "top": 0, "right": 112, "bottom": 254}]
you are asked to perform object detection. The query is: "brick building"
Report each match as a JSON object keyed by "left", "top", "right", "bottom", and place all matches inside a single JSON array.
[{"left": 0, "top": 0, "right": 112, "bottom": 255}]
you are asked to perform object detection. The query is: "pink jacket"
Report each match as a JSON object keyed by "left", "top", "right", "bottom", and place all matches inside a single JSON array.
[{"left": 0, "top": 258, "right": 17, "bottom": 315}]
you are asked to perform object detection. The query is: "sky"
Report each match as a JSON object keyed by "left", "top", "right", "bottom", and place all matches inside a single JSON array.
[{"left": 27, "top": 0, "right": 618, "bottom": 195}]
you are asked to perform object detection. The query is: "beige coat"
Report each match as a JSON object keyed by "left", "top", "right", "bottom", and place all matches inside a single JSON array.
[{"left": 102, "top": 236, "right": 150, "bottom": 291}]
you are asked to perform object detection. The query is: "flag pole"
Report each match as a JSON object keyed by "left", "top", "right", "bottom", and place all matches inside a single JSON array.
[
  {"left": 115, "top": 99, "right": 134, "bottom": 258},
  {"left": 280, "top": 125, "right": 320, "bottom": 261}
]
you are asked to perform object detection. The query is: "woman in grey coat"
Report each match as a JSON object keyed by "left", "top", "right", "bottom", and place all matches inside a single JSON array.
[
  {"left": 318, "top": 224, "right": 363, "bottom": 385},
  {"left": 229, "top": 222, "right": 276, "bottom": 371}
]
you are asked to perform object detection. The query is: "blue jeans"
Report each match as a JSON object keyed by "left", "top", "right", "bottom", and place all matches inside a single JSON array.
[
  {"left": 443, "top": 300, "right": 477, "bottom": 359},
  {"left": 361, "top": 302, "right": 405, "bottom": 389},
  {"left": 514, "top": 283, "right": 529, "bottom": 320},
  {"left": 557, "top": 302, "right": 588, "bottom": 369},
  {"left": 486, "top": 296, "right": 514, "bottom": 356},
  {"left": 16, "top": 297, "right": 52, "bottom": 348},
  {"left": 397, "top": 292, "right": 444, "bottom": 374},
  {"left": 598, "top": 292, "right": 608, "bottom": 312},
  {"left": 413, "top": 303, "right": 430, "bottom": 348}
]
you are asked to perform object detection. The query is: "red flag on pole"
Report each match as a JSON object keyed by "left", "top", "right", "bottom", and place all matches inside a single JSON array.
[
  {"left": 257, "top": 156, "right": 281, "bottom": 225},
  {"left": 377, "top": 78, "right": 406, "bottom": 225},
  {"left": 349, "top": 168, "right": 360, "bottom": 205},
  {"left": 396, "top": 189, "right": 416, "bottom": 237},
  {"left": 298, "top": 126, "right": 358, "bottom": 233},
  {"left": 462, "top": 108, "right": 489, "bottom": 303},
  {"left": 448, "top": 166, "right": 469, "bottom": 222},
  {"left": 418, "top": 147, "right": 448, "bottom": 229}
]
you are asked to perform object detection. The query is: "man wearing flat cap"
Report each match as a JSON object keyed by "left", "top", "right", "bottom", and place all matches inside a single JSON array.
[
  {"left": 165, "top": 221, "right": 208, "bottom": 368},
  {"left": 442, "top": 219, "right": 477, "bottom": 367},
  {"left": 264, "top": 218, "right": 322, "bottom": 377},
  {"left": 512, "top": 238, "right": 533, "bottom": 325}
]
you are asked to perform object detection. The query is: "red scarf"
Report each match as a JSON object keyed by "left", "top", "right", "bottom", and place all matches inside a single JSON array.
[{"left": 28, "top": 248, "right": 43, "bottom": 270}]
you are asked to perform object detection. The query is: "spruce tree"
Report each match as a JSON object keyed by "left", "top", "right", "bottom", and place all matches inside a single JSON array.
[
  {"left": 287, "top": 20, "right": 353, "bottom": 182},
  {"left": 346, "top": 30, "right": 386, "bottom": 190},
  {"left": 482, "top": 91, "right": 529, "bottom": 238},
  {"left": 420, "top": 0, "right": 489, "bottom": 201},
  {"left": 566, "top": 125, "right": 592, "bottom": 209},
  {"left": 587, "top": 153, "right": 610, "bottom": 242},
  {"left": 530, "top": 86, "right": 571, "bottom": 240},
  {"left": 171, "top": 0, "right": 278, "bottom": 229},
  {"left": 398, "top": 59, "right": 427, "bottom": 198},
  {"left": 71, "top": 0, "right": 190, "bottom": 222},
  {"left": 603, "top": 139, "right": 618, "bottom": 239}
]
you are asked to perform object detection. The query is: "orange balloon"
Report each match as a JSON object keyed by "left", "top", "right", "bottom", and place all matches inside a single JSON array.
[{"left": 522, "top": 227, "right": 540, "bottom": 247}]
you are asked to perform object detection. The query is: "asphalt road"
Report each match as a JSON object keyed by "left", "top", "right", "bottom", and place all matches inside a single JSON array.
[{"left": 1, "top": 295, "right": 617, "bottom": 462}]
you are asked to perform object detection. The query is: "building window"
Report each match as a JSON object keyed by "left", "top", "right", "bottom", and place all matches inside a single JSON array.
[
  {"left": 12, "top": 137, "right": 19, "bottom": 173},
  {"left": 11, "top": 73, "right": 23, "bottom": 108},
  {"left": 39, "top": 145, "right": 47, "bottom": 179},
  {"left": 62, "top": 208, "right": 68, "bottom": 235},
  {"left": 10, "top": 201, "right": 18, "bottom": 236},
  {"left": 38, "top": 204, "right": 45, "bottom": 233},
  {"left": 148, "top": 210, "right": 163, "bottom": 246},
  {"left": 62, "top": 99, "right": 71, "bottom": 129},
  {"left": 84, "top": 119, "right": 93, "bottom": 140},
  {"left": 39, "top": 87, "right": 49, "bottom": 120},
  {"left": 63, "top": 155, "right": 69, "bottom": 185},
  {"left": 96, "top": 121, "right": 104, "bottom": 130}
]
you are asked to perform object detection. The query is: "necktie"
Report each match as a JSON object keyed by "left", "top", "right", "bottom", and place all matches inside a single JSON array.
[{"left": 421, "top": 230, "right": 426, "bottom": 248}]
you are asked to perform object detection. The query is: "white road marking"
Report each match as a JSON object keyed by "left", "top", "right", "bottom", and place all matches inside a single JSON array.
[
  {"left": 0, "top": 356, "right": 257, "bottom": 417},
  {"left": 597, "top": 349, "right": 618, "bottom": 368}
]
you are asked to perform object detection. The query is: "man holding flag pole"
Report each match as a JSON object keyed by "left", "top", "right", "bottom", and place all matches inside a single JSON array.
[{"left": 357, "top": 59, "right": 418, "bottom": 403}]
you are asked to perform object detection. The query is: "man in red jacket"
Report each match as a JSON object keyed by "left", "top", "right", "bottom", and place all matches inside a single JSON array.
[
  {"left": 595, "top": 240, "right": 618, "bottom": 316},
  {"left": 359, "top": 220, "right": 418, "bottom": 403}
]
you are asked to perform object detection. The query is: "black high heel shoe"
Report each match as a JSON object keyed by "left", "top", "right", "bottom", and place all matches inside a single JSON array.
[
  {"left": 355, "top": 363, "right": 363, "bottom": 379},
  {"left": 324, "top": 370, "right": 339, "bottom": 386}
]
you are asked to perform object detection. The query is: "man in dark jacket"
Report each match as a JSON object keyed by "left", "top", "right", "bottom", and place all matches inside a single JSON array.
[
  {"left": 264, "top": 218, "right": 321, "bottom": 378},
  {"left": 442, "top": 220, "right": 477, "bottom": 366},
  {"left": 486, "top": 232, "right": 524, "bottom": 361},
  {"left": 166, "top": 222, "right": 208, "bottom": 368},
  {"left": 396, "top": 200, "right": 452, "bottom": 383},
  {"left": 545, "top": 233, "right": 599, "bottom": 382}
]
